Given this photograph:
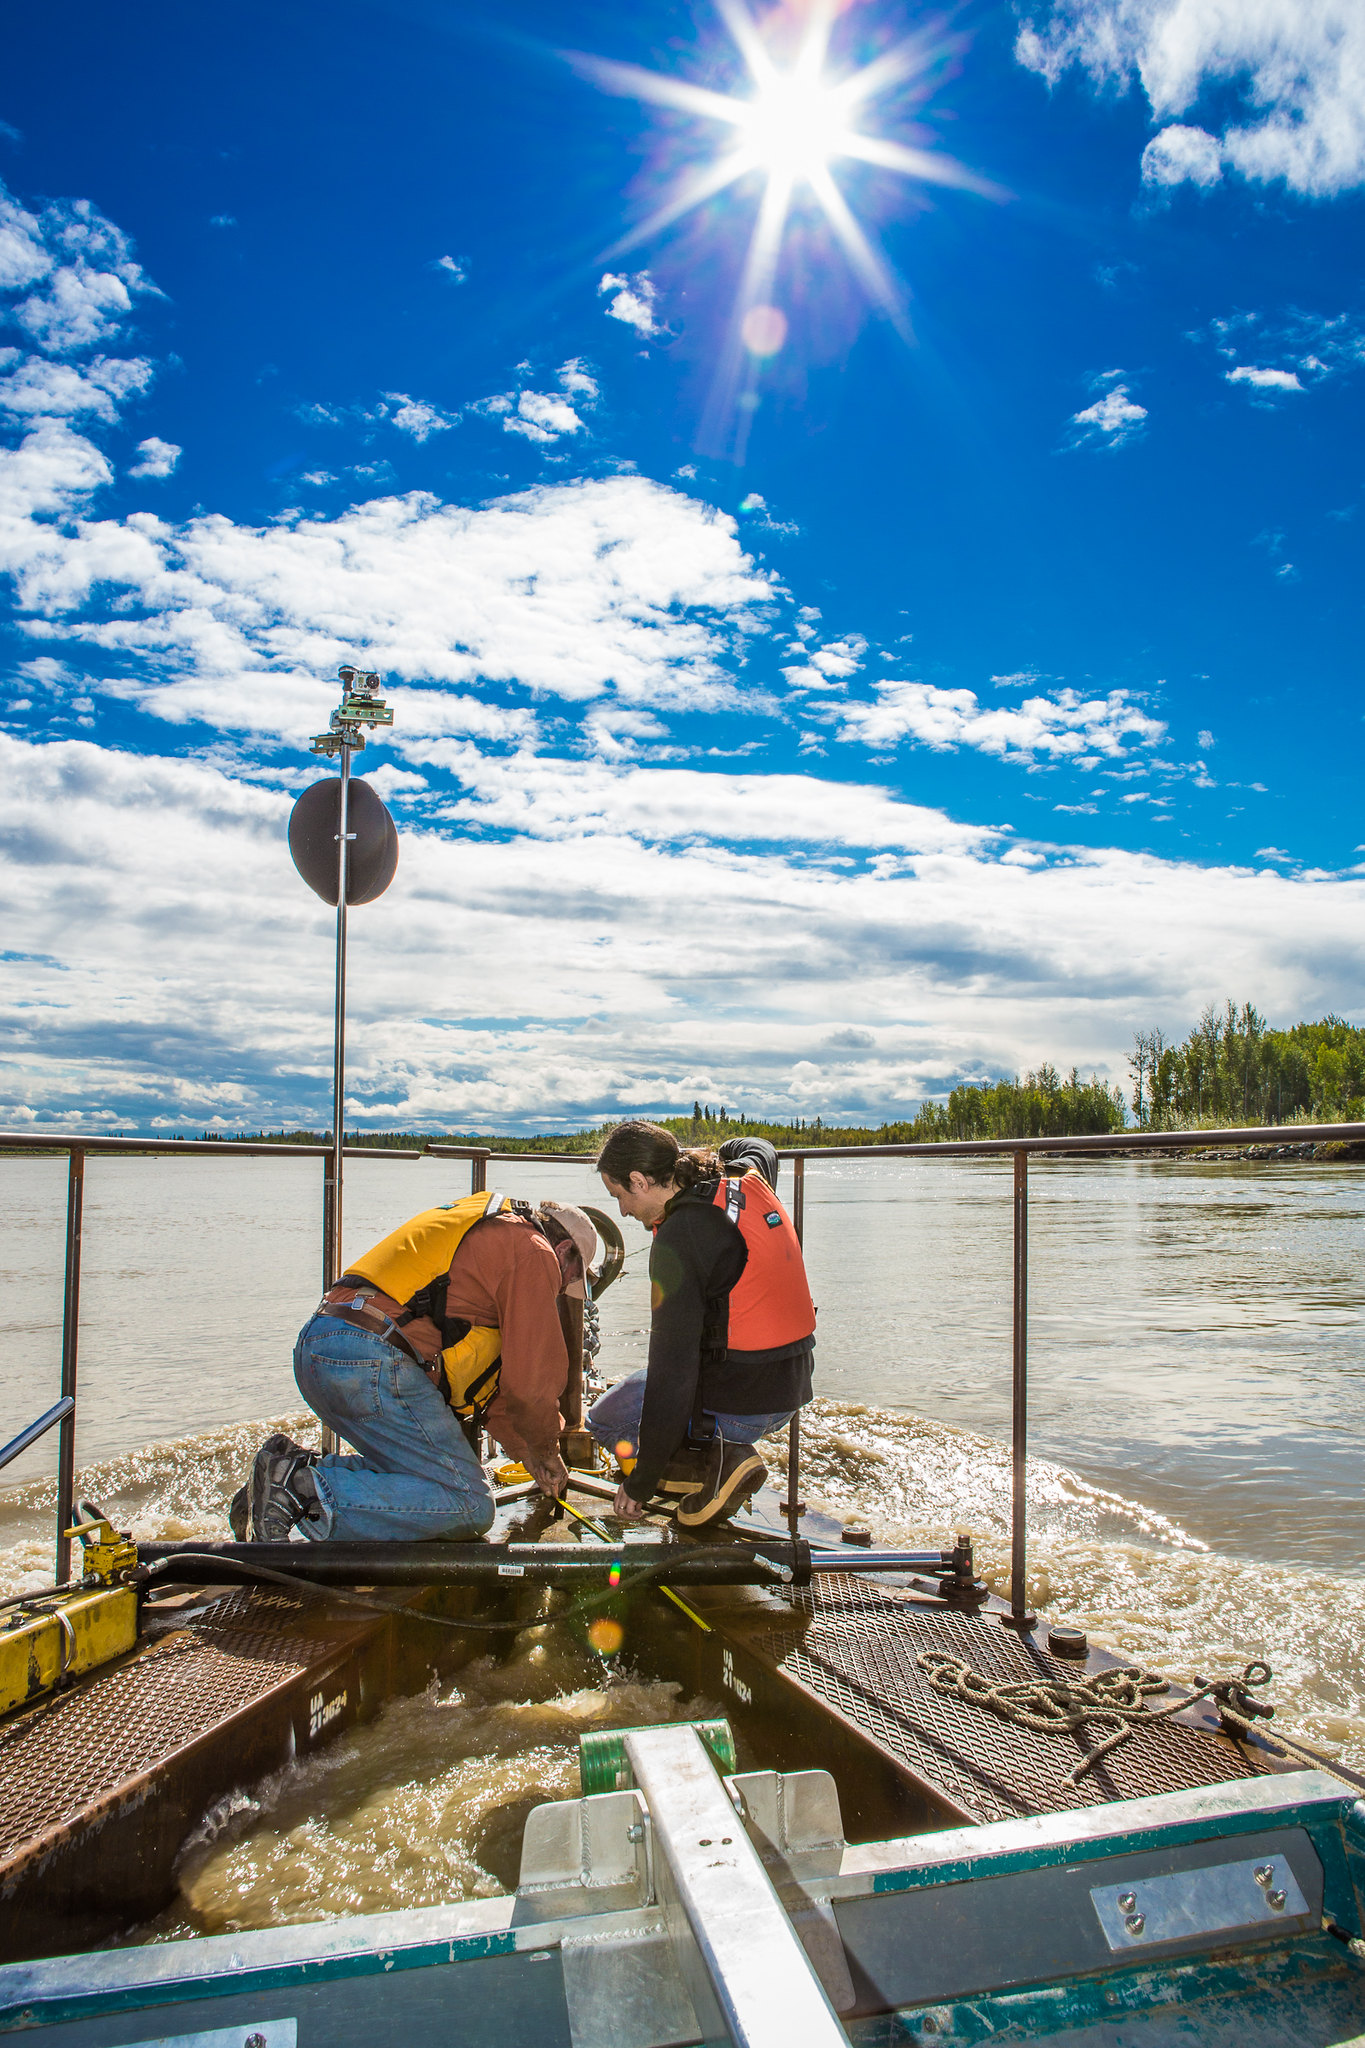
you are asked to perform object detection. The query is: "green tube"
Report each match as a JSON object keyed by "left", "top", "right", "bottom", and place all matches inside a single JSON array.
[{"left": 579, "top": 1718, "right": 736, "bottom": 1795}]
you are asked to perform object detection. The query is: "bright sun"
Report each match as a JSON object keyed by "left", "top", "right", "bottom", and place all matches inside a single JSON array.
[{"left": 737, "top": 73, "right": 853, "bottom": 183}]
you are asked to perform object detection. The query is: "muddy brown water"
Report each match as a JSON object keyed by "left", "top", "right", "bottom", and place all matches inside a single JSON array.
[{"left": 1, "top": 1150, "right": 1362, "bottom": 1936}]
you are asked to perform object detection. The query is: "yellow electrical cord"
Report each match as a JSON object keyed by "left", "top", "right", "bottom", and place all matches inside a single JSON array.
[{"left": 557, "top": 1493, "right": 712, "bottom": 1633}]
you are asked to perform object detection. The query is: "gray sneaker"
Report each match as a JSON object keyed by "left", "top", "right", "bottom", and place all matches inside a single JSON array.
[{"left": 248, "top": 1435, "right": 321, "bottom": 1542}]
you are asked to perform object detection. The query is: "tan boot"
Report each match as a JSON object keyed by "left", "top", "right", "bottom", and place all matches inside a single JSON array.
[
  {"left": 656, "top": 1439, "right": 718, "bottom": 1497},
  {"left": 674, "top": 1438, "right": 767, "bottom": 1529}
]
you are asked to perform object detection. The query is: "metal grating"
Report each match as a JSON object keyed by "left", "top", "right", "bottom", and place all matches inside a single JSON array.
[
  {"left": 752, "top": 1576, "right": 1269, "bottom": 1826},
  {"left": 0, "top": 1590, "right": 361, "bottom": 1865}
]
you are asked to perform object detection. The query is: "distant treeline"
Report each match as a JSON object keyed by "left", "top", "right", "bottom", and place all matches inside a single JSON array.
[
  {"left": 201, "top": 1007, "right": 1362, "bottom": 1154},
  {"left": 1131, "top": 1004, "right": 1365, "bottom": 1128}
]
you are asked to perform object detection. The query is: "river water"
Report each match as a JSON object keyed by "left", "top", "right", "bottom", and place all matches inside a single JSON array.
[{"left": 1, "top": 1149, "right": 1362, "bottom": 1936}]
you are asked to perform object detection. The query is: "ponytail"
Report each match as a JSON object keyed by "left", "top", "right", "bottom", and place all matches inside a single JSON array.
[
  {"left": 596, "top": 1119, "right": 721, "bottom": 1192},
  {"left": 673, "top": 1146, "right": 722, "bottom": 1190}
]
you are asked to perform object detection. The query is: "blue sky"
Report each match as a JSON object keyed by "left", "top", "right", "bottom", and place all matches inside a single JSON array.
[{"left": 0, "top": 0, "right": 1362, "bottom": 1131}]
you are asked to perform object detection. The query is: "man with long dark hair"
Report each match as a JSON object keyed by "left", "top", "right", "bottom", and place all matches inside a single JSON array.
[{"left": 592, "top": 1121, "right": 815, "bottom": 1527}]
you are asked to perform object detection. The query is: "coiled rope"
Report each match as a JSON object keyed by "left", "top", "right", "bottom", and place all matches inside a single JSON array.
[{"left": 915, "top": 1650, "right": 1361, "bottom": 1788}]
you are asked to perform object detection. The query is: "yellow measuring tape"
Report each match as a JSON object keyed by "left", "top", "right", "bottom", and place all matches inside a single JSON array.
[{"left": 558, "top": 1493, "right": 712, "bottom": 1634}]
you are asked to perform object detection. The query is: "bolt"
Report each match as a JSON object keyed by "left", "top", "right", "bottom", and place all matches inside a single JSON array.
[
  {"left": 626, "top": 1822, "right": 644, "bottom": 1843},
  {"left": 699, "top": 1838, "right": 712, "bottom": 1847},
  {"left": 1267, "top": 1889, "right": 1287, "bottom": 1911},
  {"left": 1254, "top": 1864, "right": 1275, "bottom": 1887},
  {"left": 1124, "top": 1912, "right": 1146, "bottom": 1936},
  {"left": 1118, "top": 1891, "right": 1137, "bottom": 1912}
]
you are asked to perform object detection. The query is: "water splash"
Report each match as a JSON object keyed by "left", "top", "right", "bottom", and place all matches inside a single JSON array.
[
  {"left": 771, "top": 1401, "right": 1365, "bottom": 1770},
  {"left": 0, "top": 1411, "right": 317, "bottom": 1597},
  {"left": 142, "top": 1646, "right": 710, "bottom": 1938}
]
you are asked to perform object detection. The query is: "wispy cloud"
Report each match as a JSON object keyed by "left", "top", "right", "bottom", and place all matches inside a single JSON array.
[
  {"left": 1195, "top": 310, "right": 1365, "bottom": 399},
  {"left": 433, "top": 254, "right": 467, "bottom": 283},
  {"left": 382, "top": 392, "right": 456, "bottom": 442},
  {"left": 1068, "top": 373, "right": 1147, "bottom": 448}
]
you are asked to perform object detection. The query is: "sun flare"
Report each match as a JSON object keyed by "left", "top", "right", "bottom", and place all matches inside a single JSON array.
[{"left": 572, "top": 3, "right": 994, "bottom": 454}]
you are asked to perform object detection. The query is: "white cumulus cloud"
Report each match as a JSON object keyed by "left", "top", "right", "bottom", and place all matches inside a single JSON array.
[
  {"left": 475, "top": 362, "right": 598, "bottom": 445},
  {"left": 598, "top": 270, "right": 660, "bottom": 337},
  {"left": 1017, "top": 0, "right": 1365, "bottom": 197},
  {"left": 2, "top": 730, "right": 1363, "bottom": 1131},
  {"left": 128, "top": 436, "right": 180, "bottom": 478},
  {"left": 826, "top": 680, "right": 1166, "bottom": 764},
  {"left": 0, "top": 181, "right": 159, "bottom": 353},
  {"left": 1227, "top": 365, "right": 1303, "bottom": 391},
  {"left": 1142, "top": 122, "right": 1224, "bottom": 186},
  {"left": 0, "top": 352, "right": 154, "bottom": 421}
]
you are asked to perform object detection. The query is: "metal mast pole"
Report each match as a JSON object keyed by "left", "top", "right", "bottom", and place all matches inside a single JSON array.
[{"left": 307, "top": 667, "right": 394, "bottom": 1456}]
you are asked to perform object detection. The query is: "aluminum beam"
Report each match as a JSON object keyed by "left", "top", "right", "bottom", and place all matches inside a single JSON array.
[{"left": 623, "top": 1724, "right": 850, "bottom": 2048}]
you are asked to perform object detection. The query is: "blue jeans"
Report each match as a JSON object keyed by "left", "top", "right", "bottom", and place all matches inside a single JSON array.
[
  {"left": 293, "top": 1314, "right": 495, "bottom": 1542},
  {"left": 586, "top": 1369, "right": 794, "bottom": 1464}
]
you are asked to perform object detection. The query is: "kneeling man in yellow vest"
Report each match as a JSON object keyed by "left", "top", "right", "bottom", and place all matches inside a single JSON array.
[{"left": 236, "top": 1192, "right": 598, "bottom": 1542}]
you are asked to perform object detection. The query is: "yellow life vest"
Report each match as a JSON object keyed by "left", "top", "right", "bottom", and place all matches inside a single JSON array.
[{"left": 349, "top": 1190, "right": 513, "bottom": 1419}]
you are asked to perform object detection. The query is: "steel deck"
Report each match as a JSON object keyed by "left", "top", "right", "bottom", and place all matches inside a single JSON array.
[
  {"left": 663, "top": 1569, "right": 1277, "bottom": 1833},
  {"left": 0, "top": 1584, "right": 453, "bottom": 1960}
]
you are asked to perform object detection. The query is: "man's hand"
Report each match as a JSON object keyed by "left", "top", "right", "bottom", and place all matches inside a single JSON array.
[
  {"left": 526, "top": 1452, "right": 569, "bottom": 1500},
  {"left": 613, "top": 1484, "right": 646, "bottom": 1520}
]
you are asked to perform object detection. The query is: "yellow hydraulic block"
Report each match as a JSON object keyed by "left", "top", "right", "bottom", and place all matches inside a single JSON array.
[{"left": 0, "top": 1582, "right": 138, "bottom": 1716}]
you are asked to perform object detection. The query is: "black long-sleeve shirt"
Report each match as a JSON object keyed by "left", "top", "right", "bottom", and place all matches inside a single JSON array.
[{"left": 627, "top": 1180, "right": 815, "bottom": 1503}]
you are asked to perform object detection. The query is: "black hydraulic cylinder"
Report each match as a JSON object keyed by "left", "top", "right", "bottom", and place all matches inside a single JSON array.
[
  {"left": 138, "top": 1538, "right": 813, "bottom": 1586},
  {"left": 136, "top": 1538, "right": 958, "bottom": 1589}
]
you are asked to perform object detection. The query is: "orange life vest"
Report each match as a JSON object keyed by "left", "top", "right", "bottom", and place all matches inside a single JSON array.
[{"left": 711, "top": 1175, "right": 816, "bottom": 1352}]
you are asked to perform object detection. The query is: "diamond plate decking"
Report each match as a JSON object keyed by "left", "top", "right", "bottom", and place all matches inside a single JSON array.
[
  {"left": 0, "top": 1588, "right": 367, "bottom": 1869},
  {"left": 739, "top": 1574, "right": 1272, "bottom": 1826}
]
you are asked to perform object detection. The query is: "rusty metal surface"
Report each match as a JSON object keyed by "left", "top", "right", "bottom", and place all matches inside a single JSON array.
[
  {"left": 0, "top": 1589, "right": 362, "bottom": 1866},
  {"left": 750, "top": 1575, "right": 1270, "bottom": 1826}
]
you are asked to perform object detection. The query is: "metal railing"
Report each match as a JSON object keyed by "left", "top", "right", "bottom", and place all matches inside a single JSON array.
[
  {"left": 5, "top": 1119, "right": 1361, "bottom": 1619},
  {"left": 0, "top": 1132, "right": 419, "bottom": 1579},
  {"left": 441, "top": 1119, "right": 1365, "bottom": 1630}
]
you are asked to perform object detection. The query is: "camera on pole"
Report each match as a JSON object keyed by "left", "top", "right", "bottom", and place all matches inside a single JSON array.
[{"left": 287, "top": 668, "right": 401, "bottom": 1346}]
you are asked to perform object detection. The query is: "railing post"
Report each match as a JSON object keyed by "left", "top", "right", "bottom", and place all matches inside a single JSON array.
[
  {"left": 783, "top": 1154, "right": 806, "bottom": 1536},
  {"left": 322, "top": 1150, "right": 337, "bottom": 1293},
  {"left": 1003, "top": 1148, "right": 1035, "bottom": 1632},
  {"left": 55, "top": 1148, "right": 84, "bottom": 1584},
  {"left": 471, "top": 1151, "right": 487, "bottom": 1194}
]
